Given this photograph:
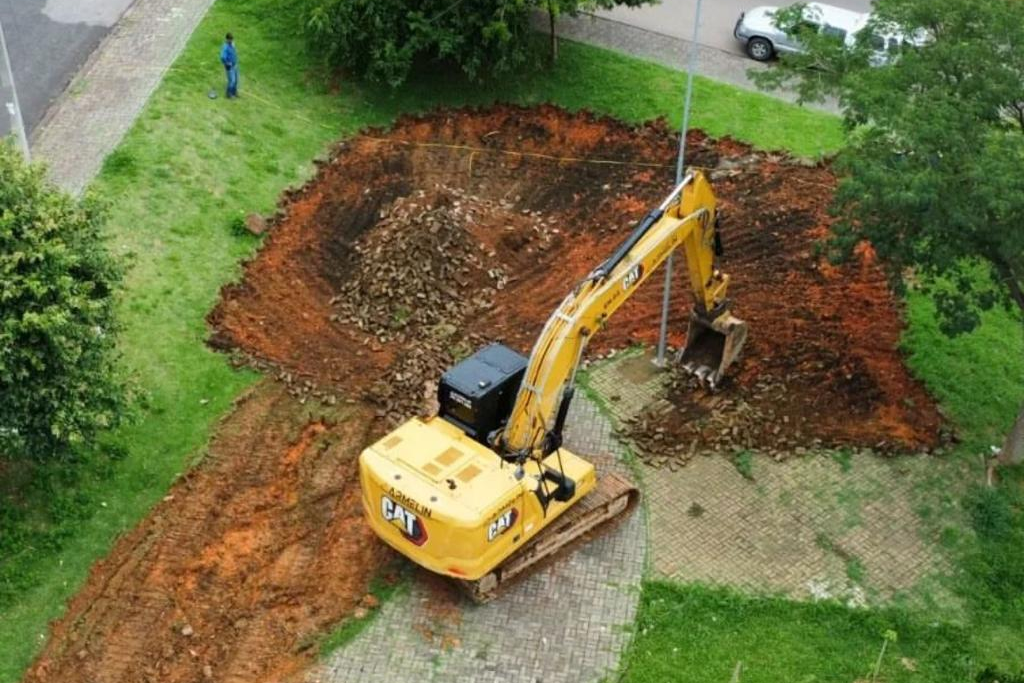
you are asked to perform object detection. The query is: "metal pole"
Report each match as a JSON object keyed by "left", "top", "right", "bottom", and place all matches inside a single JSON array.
[
  {"left": 655, "top": 0, "right": 703, "bottom": 367},
  {"left": 0, "top": 12, "right": 28, "bottom": 161}
]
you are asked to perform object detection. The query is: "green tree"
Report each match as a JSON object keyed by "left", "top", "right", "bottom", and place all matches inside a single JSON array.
[
  {"left": 751, "top": 0, "right": 1024, "bottom": 465},
  {"left": 0, "top": 143, "right": 126, "bottom": 460},
  {"left": 304, "top": 0, "right": 535, "bottom": 87}
]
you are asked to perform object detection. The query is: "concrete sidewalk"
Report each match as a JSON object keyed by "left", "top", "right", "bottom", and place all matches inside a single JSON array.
[{"left": 31, "top": 0, "right": 215, "bottom": 195}]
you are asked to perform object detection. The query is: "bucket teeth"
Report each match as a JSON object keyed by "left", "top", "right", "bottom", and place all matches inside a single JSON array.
[{"left": 682, "top": 361, "right": 719, "bottom": 391}]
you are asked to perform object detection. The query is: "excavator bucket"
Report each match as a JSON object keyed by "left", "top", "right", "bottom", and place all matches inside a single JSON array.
[{"left": 677, "top": 309, "right": 748, "bottom": 390}]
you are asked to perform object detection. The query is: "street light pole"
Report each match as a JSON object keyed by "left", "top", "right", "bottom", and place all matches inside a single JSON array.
[
  {"left": 0, "top": 13, "right": 29, "bottom": 161},
  {"left": 655, "top": 0, "right": 703, "bottom": 367}
]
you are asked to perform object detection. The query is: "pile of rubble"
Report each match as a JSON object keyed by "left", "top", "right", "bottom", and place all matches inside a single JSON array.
[
  {"left": 330, "top": 188, "right": 507, "bottom": 343},
  {"left": 622, "top": 374, "right": 830, "bottom": 469},
  {"left": 328, "top": 188, "right": 553, "bottom": 422}
]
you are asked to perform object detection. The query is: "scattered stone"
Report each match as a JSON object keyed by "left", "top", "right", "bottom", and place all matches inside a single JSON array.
[{"left": 244, "top": 213, "right": 268, "bottom": 236}]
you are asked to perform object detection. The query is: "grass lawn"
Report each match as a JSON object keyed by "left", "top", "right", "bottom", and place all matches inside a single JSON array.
[
  {"left": 0, "top": 1, "right": 845, "bottom": 679},
  {"left": 623, "top": 582, "right": 973, "bottom": 683},
  {"left": 904, "top": 292, "right": 1023, "bottom": 451}
]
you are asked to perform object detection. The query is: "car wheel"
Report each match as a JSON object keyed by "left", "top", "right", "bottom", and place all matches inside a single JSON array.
[{"left": 746, "top": 37, "right": 773, "bottom": 61}]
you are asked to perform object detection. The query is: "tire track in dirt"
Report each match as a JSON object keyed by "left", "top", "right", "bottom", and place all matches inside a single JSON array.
[{"left": 26, "top": 383, "right": 392, "bottom": 683}]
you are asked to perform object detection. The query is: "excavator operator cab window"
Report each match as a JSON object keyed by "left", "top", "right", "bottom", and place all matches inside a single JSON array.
[{"left": 437, "top": 343, "right": 528, "bottom": 445}]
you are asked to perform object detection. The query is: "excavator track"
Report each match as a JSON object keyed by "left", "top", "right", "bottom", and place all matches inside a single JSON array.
[{"left": 458, "top": 472, "right": 640, "bottom": 604}]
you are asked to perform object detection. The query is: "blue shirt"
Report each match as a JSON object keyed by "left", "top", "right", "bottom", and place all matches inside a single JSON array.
[{"left": 220, "top": 42, "right": 237, "bottom": 68}]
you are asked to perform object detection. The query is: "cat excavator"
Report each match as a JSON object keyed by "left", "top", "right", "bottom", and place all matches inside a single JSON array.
[{"left": 359, "top": 169, "right": 748, "bottom": 601}]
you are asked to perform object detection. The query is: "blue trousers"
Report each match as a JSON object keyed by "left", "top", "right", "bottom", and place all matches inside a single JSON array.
[{"left": 226, "top": 65, "right": 239, "bottom": 97}]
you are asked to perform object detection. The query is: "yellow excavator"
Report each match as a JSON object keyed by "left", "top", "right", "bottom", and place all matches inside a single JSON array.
[{"left": 359, "top": 170, "right": 747, "bottom": 601}]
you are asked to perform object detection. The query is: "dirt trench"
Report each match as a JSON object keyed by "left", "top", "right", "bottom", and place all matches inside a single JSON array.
[{"left": 210, "top": 103, "right": 942, "bottom": 450}]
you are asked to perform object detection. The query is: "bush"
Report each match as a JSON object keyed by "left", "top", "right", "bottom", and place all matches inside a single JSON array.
[
  {"left": 303, "top": 0, "right": 535, "bottom": 87},
  {"left": 0, "top": 143, "right": 126, "bottom": 460}
]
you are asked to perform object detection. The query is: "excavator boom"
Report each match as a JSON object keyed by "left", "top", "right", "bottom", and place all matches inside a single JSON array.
[{"left": 503, "top": 170, "right": 746, "bottom": 456}]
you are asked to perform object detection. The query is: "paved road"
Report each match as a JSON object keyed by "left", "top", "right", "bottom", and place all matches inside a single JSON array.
[
  {"left": 597, "top": 0, "right": 872, "bottom": 56},
  {"left": 0, "top": 0, "right": 134, "bottom": 142}
]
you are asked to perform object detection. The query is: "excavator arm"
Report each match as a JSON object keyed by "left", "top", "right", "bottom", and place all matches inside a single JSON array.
[{"left": 501, "top": 170, "right": 747, "bottom": 459}]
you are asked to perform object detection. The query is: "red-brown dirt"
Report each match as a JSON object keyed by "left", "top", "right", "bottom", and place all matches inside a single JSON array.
[
  {"left": 210, "top": 104, "right": 941, "bottom": 450},
  {"left": 25, "top": 383, "right": 392, "bottom": 683}
]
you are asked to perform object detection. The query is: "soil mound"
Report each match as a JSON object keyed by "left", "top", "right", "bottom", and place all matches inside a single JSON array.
[{"left": 210, "top": 104, "right": 941, "bottom": 451}]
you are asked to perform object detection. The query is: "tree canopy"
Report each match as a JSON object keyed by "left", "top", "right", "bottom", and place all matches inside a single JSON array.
[
  {"left": 304, "top": 0, "right": 536, "bottom": 87},
  {"left": 753, "top": 0, "right": 1023, "bottom": 333},
  {"left": 751, "top": 0, "right": 1024, "bottom": 461},
  {"left": 0, "top": 144, "right": 126, "bottom": 460},
  {"left": 303, "top": 0, "right": 654, "bottom": 85}
]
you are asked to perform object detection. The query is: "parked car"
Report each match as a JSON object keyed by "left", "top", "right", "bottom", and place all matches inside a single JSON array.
[{"left": 734, "top": 2, "right": 902, "bottom": 63}]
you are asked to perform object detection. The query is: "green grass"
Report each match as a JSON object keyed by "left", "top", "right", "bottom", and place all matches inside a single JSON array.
[
  {"left": 0, "top": 2, "right": 845, "bottom": 679},
  {"left": 901, "top": 286, "right": 1024, "bottom": 674},
  {"left": 622, "top": 582, "right": 973, "bottom": 683},
  {"left": 903, "top": 291, "right": 1023, "bottom": 450},
  {"left": 732, "top": 449, "right": 755, "bottom": 480}
]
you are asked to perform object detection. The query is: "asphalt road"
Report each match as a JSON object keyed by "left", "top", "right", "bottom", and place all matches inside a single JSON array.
[
  {"left": 598, "top": 0, "right": 873, "bottom": 56},
  {"left": 0, "top": 0, "right": 134, "bottom": 144}
]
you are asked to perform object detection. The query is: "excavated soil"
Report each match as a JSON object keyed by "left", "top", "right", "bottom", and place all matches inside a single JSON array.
[
  {"left": 210, "top": 104, "right": 942, "bottom": 450},
  {"left": 25, "top": 383, "right": 393, "bottom": 683}
]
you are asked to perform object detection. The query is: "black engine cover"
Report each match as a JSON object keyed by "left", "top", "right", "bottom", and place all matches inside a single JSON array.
[{"left": 437, "top": 343, "right": 528, "bottom": 445}]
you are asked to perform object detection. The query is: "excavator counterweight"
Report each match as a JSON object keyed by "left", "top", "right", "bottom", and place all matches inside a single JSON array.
[{"left": 359, "top": 170, "right": 747, "bottom": 600}]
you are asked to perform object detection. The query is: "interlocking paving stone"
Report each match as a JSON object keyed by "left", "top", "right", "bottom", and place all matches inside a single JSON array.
[{"left": 588, "top": 352, "right": 959, "bottom": 608}]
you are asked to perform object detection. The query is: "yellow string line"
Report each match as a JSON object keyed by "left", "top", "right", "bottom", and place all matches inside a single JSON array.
[
  {"left": 220, "top": 75, "right": 716, "bottom": 173},
  {"left": 357, "top": 135, "right": 685, "bottom": 170}
]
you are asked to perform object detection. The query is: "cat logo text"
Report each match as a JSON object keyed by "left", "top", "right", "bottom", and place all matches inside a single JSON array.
[
  {"left": 487, "top": 508, "right": 519, "bottom": 542},
  {"left": 381, "top": 495, "right": 428, "bottom": 546}
]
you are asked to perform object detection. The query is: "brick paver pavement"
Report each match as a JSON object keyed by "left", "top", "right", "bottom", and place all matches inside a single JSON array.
[
  {"left": 31, "top": 0, "right": 215, "bottom": 195},
  {"left": 588, "top": 351, "right": 961, "bottom": 609},
  {"left": 311, "top": 396, "right": 647, "bottom": 683}
]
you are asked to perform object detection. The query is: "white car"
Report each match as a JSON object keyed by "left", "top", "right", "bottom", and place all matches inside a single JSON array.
[{"left": 734, "top": 2, "right": 908, "bottom": 63}]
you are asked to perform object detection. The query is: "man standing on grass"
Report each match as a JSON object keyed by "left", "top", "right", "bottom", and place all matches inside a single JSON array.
[{"left": 220, "top": 32, "right": 238, "bottom": 98}]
